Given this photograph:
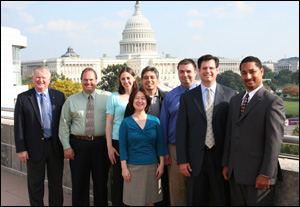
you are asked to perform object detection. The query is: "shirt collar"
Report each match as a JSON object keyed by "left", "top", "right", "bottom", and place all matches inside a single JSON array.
[
  {"left": 243, "top": 84, "right": 264, "bottom": 101},
  {"left": 82, "top": 90, "right": 96, "bottom": 99},
  {"left": 201, "top": 82, "right": 217, "bottom": 94},
  {"left": 35, "top": 88, "right": 49, "bottom": 97},
  {"left": 179, "top": 82, "right": 198, "bottom": 92}
]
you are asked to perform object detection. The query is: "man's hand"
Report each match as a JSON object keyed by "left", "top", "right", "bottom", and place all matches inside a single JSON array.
[
  {"left": 164, "top": 155, "right": 172, "bottom": 166},
  {"left": 179, "top": 163, "right": 192, "bottom": 177},
  {"left": 64, "top": 148, "right": 75, "bottom": 160},
  {"left": 222, "top": 166, "right": 228, "bottom": 180},
  {"left": 255, "top": 174, "right": 270, "bottom": 190},
  {"left": 18, "top": 151, "right": 29, "bottom": 163}
]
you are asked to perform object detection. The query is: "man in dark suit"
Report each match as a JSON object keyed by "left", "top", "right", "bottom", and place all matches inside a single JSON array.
[
  {"left": 176, "top": 54, "right": 236, "bottom": 206},
  {"left": 14, "top": 66, "right": 65, "bottom": 206},
  {"left": 222, "top": 56, "right": 285, "bottom": 206}
]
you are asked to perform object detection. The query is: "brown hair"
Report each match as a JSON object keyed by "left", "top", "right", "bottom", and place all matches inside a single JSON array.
[
  {"left": 118, "top": 67, "right": 138, "bottom": 94},
  {"left": 128, "top": 87, "right": 151, "bottom": 113},
  {"left": 81, "top": 68, "right": 98, "bottom": 80}
]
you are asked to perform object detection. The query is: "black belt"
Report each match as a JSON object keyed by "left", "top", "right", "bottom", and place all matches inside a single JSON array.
[
  {"left": 71, "top": 134, "right": 106, "bottom": 141},
  {"left": 41, "top": 137, "right": 52, "bottom": 141}
]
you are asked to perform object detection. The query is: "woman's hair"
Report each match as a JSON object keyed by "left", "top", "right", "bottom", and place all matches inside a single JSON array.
[
  {"left": 118, "top": 67, "right": 139, "bottom": 94},
  {"left": 128, "top": 87, "right": 151, "bottom": 113}
]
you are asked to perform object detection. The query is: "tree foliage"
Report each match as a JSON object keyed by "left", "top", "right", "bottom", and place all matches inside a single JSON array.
[
  {"left": 97, "top": 63, "right": 127, "bottom": 93},
  {"left": 282, "top": 86, "right": 299, "bottom": 98},
  {"left": 216, "top": 70, "right": 245, "bottom": 92},
  {"left": 50, "top": 79, "right": 82, "bottom": 98}
]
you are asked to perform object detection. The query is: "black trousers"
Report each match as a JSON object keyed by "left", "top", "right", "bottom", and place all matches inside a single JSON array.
[
  {"left": 186, "top": 147, "right": 229, "bottom": 206},
  {"left": 111, "top": 140, "right": 124, "bottom": 206},
  {"left": 27, "top": 140, "right": 64, "bottom": 206},
  {"left": 70, "top": 138, "right": 110, "bottom": 206}
]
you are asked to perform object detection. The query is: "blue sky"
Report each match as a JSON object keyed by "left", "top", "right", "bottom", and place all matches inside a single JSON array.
[{"left": 1, "top": 1, "right": 299, "bottom": 62}]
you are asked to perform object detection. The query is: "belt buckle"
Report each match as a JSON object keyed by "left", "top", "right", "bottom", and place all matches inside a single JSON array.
[{"left": 88, "top": 135, "right": 94, "bottom": 141}]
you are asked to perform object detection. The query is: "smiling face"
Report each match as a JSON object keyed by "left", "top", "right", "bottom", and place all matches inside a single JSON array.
[
  {"left": 120, "top": 71, "right": 136, "bottom": 92},
  {"left": 178, "top": 63, "right": 197, "bottom": 88},
  {"left": 32, "top": 70, "right": 51, "bottom": 92},
  {"left": 240, "top": 61, "right": 264, "bottom": 92},
  {"left": 141, "top": 71, "right": 159, "bottom": 93},
  {"left": 198, "top": 59, "right": 219, "bottom": 87},
  {"left": 81, "top": 70, "right": 97, "bottom": 94},
  {"left": 133, "top": 91, "right": 147, "bottom": 112}
]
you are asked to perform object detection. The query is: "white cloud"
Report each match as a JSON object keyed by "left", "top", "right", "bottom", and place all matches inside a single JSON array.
[
  {"left": 46, "top": 20, "right": 87, "bottom": 31},
  {"left": 188, "top": 20, "right": 204, "bottom": 28},
  {"left": 116, "top": 9, "right": 131, "bottom": 18},
  {"left": 193, "top": 35, "right": 202, "bottom": 41},
  {"left": 25, "top": 24, "right": 44, "bottom": 34},
  {"left": 187, "top": 9, "right": 200, "bottom": 17},
  {"left": 19, "top": 12, "right": 35, "bottom": 24}
]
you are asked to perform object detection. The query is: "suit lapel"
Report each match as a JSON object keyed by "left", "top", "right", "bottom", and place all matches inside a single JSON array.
[
  {"left": 29, "top": 89, "right": 42, "bottom": 126},
  {"left": 213, "top": 84, "right": 224, "bottom": 120},
  {"left": 192, "top": 86, "right": 206, "bottom": 119},
  {"left": 239, "top": 87, "right": 265, "bottom": 121},
  {"left": 48, "top": 89, "right": 55, "bottom": 125}
]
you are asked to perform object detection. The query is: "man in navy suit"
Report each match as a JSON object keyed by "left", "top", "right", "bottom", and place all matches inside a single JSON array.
[
  {"left": 176, "top": 55, "right": 236, "bottom": 205},
  {"left": 14, "top": 66, "right": 65, "bottom": 206}
]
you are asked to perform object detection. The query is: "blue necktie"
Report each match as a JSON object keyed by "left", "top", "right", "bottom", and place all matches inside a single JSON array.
[{"left": 40, "top": 93, "right": 51, "bottom": 137}]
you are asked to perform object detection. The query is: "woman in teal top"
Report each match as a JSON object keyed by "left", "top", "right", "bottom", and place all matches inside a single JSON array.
[
  {"left": 106, "top": 67, "right": 138, "bottom": 206},
  {"left": 119, "top": 87, "right": 165, "bottom": 206}
]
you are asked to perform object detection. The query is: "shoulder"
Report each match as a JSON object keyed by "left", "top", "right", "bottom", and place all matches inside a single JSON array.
[
  {"left": 95, "top": 89, "right": 112, "bottom": 98},
  {"left": 148, "top": 114, "right": 160, "bottom": 123},
  {"left": 158, "top": 88, "right": 167, "bottom": 98},
  {"left": 218, "top": 83, "right": 237, "bottom": 95},
  {"left": 49, "top": 88, "right": 65, "bottom": 97}
]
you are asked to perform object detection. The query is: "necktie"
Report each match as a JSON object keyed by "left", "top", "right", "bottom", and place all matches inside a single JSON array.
[
  {"left": 205, "top": 88, "right": 215, "bottom": 149},
  {"left": 185, "top": 88, "right": 189, "bottom": 93},
  {"left": 240, "top": 93, "right": 249, "bottom": 117},
  {"left": 40, "top": 93, "right": 51, "bottom": 137},
  {"left": 85, "top": 95, "right": 94, "bottom": 137}
]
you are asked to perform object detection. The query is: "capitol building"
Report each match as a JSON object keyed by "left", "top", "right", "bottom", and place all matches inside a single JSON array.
[{"left": 22, "top": 2, "right": 241, "bottom": 88}]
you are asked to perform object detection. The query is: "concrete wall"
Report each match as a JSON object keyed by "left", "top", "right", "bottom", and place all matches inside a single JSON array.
[{"left": 2, "top": 118, "right": 299, "bottom": 206}]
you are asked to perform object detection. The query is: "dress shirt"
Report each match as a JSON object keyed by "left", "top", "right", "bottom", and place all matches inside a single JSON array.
[
  {"left": 119, "top": 115, "right": 165, "bottom": 165},
  {"left": 241, "top": 84, "right": 264, "bottom": 105},
  {"left": 35, "top": 88, "right": 52, "bottom": 137},
  {"left": 160, "top": 83, "right": 198, "bottom": 155},
  {"left": 106, "top": 92, "right": 128, "bottom": 141},
  {"left": 200, "top": 82, "right": 217, "bottom": 110},
  {"left": 59, "top": 89, "right": 111, "bottom": 150}
]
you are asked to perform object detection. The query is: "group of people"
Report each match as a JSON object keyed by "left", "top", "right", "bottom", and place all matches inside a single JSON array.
[{"left": 14, "top": 54, "right": 285, "bottom": 206}]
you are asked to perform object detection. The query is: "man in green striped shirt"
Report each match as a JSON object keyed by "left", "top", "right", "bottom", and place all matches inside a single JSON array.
[{"left": 59, "top": 68, "right": 111, "bottom": 206}]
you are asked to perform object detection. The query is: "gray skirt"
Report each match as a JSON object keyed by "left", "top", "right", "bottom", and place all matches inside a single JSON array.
[{"left": 123, "top": 163, "right": 163, "bottom": 206}]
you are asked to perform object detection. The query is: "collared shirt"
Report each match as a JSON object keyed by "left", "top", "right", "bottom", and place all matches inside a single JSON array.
[
  {"left": 241, "top": 84, "right": 264, "bottom": 105},
  {"left": 160, "top": 83, "right": 198, "bottom": 155},
  {"left": 35, "top": 88, "right": 52, "bottom": 137},
  {"left": 148, "top": 90, "right": 160, "bottom": 118},
  {"left": 59, "top": 89, "right": 111, "bottom": 150},
  {"left": 200, "top": 82, "right": 217, "bottom": 110}
]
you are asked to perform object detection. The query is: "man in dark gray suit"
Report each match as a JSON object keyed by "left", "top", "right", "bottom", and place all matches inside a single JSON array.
[
  {"left": 14, "top": 66, "right": 65, "bottom": 206},
  {"left": 222, "top": 56, "right": 285, "bottom": 206},
  {"left": 176, "top": 54, "right": 236, "bottom": 205}
]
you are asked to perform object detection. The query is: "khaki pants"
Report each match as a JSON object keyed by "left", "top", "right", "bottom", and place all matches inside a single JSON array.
[{"left": 168, "top": 143, "right": 187, "bottom": 206}]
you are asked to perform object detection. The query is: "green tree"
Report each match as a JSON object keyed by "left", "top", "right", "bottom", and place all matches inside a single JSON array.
[
  {"left": 274, "top": 69, "right": 293, "bottom": 85},
  {"left": 97, "top": 64, "right": 127, "bottom": 92},
  {"left": 22, "top": 75, "right": 34, "bottom": 89},
  {"left": 216, "top": 70, "right": 244, "bottom": 92},
  {"left": 263, "top": 66, "right": 276, "bottom": 79},
  {"left": 50, "top": 72, "right": 68, "bottom": 84},
  {"left": 291, "top": 70, "right": 299, "bottom": 85},
  {"left": 263, "top": 80, "right": 277, "bottom": 93}
]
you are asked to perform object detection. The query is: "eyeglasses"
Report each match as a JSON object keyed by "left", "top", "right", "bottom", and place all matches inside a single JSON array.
[{"left": 200, "top": 67, "right": 216, "bottom": 72}]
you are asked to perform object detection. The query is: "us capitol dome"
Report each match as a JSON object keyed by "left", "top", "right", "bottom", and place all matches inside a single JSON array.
[{"left": 116, "top": 1, "right": 161, "bottom": 59}]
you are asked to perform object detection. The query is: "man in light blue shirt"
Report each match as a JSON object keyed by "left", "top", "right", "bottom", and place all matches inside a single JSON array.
[{"left": 160, "top": 59, "right": 198, "bottom": 206}]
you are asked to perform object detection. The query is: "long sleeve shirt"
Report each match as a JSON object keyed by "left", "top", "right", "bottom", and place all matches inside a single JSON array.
[
  {"left": 119, "top": 115, "right": 165, "bottom": 165},
  {"left": 59, "top": 89, "right": 111, "bottom": 150},
  {"left": 160, "top": 83, "right": 198, "bottom": 155}
]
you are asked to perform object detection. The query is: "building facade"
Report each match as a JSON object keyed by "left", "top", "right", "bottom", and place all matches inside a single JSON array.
[
  {"left": 274, "top": 57, "right": 299, "bottom": 73},
  {"left": 1, "top": 27, "right": 28, "bottom": 114}
]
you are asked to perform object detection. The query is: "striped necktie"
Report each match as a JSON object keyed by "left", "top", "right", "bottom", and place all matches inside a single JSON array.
[{"left": 240, "top": 93, "right": 249, "bottom": 117}]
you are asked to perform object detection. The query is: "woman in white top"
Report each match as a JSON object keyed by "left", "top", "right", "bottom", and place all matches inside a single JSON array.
[{"left": 106, "top": 67, "right": 138, "bottom": 206}]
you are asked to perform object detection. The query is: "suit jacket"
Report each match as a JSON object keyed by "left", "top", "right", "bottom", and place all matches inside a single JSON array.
[
  {"left": 222, "top": 87, "right": 285, "bottom": 185},
  {"left": 14, "top": 88, "right": 65, "bottom": 162},
  {"left": 176, "top": 84, "right": 236, "bottom": 177},
  {"left": 124, "top": 87, "right": 167, "bottom": 118}
]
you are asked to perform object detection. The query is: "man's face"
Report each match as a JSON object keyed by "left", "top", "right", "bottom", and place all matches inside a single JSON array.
[
  {"left": 240, "top": 62, "right": 264, "bottom": 92},
  {"left": 32, "top": 71, "right": 51, "bottom": 92},
  {"left": 198, "top": 59, "right": 219, "bottom": 87},
  {"left": 178, "top": 63, "right": 197, "bottom": 88},
  {"left": 81, "top": 71, "right": 97, "bottom": 94},
  {"left": 141, "top": 71, "right": 159, "bottom": 91}
]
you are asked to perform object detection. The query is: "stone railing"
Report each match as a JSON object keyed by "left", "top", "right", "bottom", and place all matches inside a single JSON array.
[{"left": 1, "top": 118, "right": 299, "bottom": 206}]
